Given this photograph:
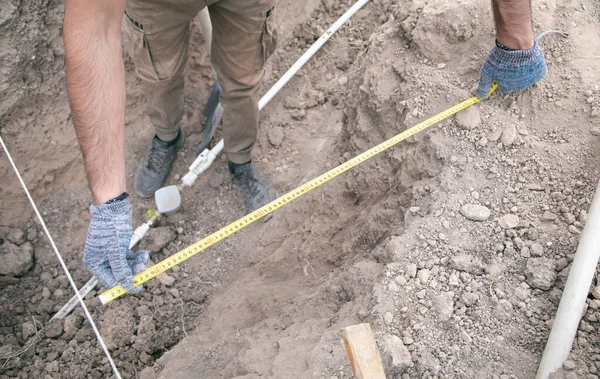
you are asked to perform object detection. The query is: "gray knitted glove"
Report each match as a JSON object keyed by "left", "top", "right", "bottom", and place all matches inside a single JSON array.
[
  {"left": 476, "top": 39, "right": 547, "bottom": 99},
  {"left": 83, "top": 194, "right": 149, "bottom": 293}
]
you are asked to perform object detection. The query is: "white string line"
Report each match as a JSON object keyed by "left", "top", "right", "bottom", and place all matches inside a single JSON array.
[{"left": 0, "top": 136, "right": 123, "bottom": 379}]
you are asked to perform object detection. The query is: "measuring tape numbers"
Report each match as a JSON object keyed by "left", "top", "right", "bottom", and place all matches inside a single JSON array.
[{"left": 99, "top": 82, "right": 498, "bottom": 304}]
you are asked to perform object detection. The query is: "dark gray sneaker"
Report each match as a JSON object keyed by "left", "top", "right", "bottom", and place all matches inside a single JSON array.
[
  {"left": 229, "top": 161, "right": 278, "bottom": 222},
  {"left": 134, "top": 130, "right": 184, "bottom": 198}
]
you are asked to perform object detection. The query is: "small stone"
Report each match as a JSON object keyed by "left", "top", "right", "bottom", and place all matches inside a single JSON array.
[
  {"left": 42, "top": 287, "right": 51, "bottom": 299},
  {"left": 139, "top": 227, "right": 176, "bottom": 254},
  {"left": 22, "top": 321, "right": 36, "bottom": 339},
  {"left": 402, "top": 336, "right": 414, "bottom": 345},
  {"left": 530, "top": 243, "right": 544, "bottom": 257},
  {"left": 133, "top": 315, "right": 158, "bottom": 353},
  {"left": 101, "top": 304, "right": 136, "bottom": 350},
  {"left": 395, "top": 276, "right": 407, "bottom": 286},
  {"left": 437, "top": 63, "right": 446, "bottom": 69},
  {"left": 527, "top": 183, "right": 545, "bottom": 191},
  {"left": 541, "top": 212, "right": 558, "bottom": 222},
  {"left": 338, "top": 76, "right": 348, "bottom": 86},
  {"left": 589, "top": 300, "right": 600, "bottom": 309},
  {"left": 555, "top": 257, "right": 569, "bottom": 271},
  {"left": 455, "top": 106, "right": 481, "bottom": 130},
  {"left": 388, "top": 281, "right": 400, "bottom": 293},
  {"left": 45, "top": 320, "right": 64, "bottom": 338},
  {"left": 563, "top": 360, "right": 577, "bottom": 371},
  {"left": 591, "top": 127, "right": 600, "bottom": 136},
  {"left": 514, "top": 283, "right": 531, "bottom": 301},
  {"left": 46, "top": 361, "right": 59, "bottom": 373},
  {"left": 268, "top": 127, "right": 284, "bottom": 147},
  {"left": 525, "top": 258, "right": 557, "bottom": 290},
  {"left": 406, "top": 263, "right": 417, "bottom": 278},
  {"left": 498, "top": 214, "right": 520, "bottom": 229},
  {"left": 3, "top": 228, "right": 26, "bottom": 244},
  {"left": 181, "top": 289, "right": 208, "bottom": 303},
  {"left": 383, "top": 312, "right": 394, "bottom": 325},
  {"left": 0, "top": 241, "right": 34, "bottom": 276},
  {"left": 591, "top": 286, "right": 600, "bottom": 299},
  {"left": 139, "top": 367, "right": 156, "bottom": 379},
  {"left": 169, "top": 288, "right": 180, "bottom": 298},
  {"left": 450, "top": 254, "right": 485, "bottom": 275},
  {"left": 489, "top": 127, "right": 504, "bottom": 142},
  {"left": 432, "top": 291, "right": 454, "bottom": 321},
  {"left": 381, "top": 334, "right": 412, "bottom": 374},
  {"left": 460, "top": 204, "right": 491, "bottom": 222},
  {"left": 290, "top": 109, "right": 306, "bottom": 120},
  {"left": 63, "top": 313, "right": 83, "bottom": 339},
  {"left": 568, "top": 225, "right": 580, "bottom": 234},
  {"left": 563, "top": 213, "right": 576, "bottom": 224},
  {"left": 494, "top": 299, "right": 513, "bottom": 321},
  {"left": 501, "top": 124, "right": 517, "bottom": 146},
  {"left": 449, "top": 271, "right": 460, "bottom": 286},
  {"left": 157, "top": 273, "right": 176, "bottom": 286},
  {"left": 461, "top": 292, "right": 479, "bottom": 307},
  {"left": 417, "top": 269, "right": 430, "bottom": 285}
]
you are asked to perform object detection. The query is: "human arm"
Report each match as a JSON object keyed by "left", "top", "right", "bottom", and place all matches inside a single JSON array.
[
  {"left": 64, "top": 0, "right": 126, "bottom": 205},
  {"left": 476, "top": 0, "right": 547, "bottom": 98},
  {"left": 64, "top": 0, "right": 148, "bottom": 292},
  {"left": 492, "top": 0, "right": 534, "bottom": 50}
]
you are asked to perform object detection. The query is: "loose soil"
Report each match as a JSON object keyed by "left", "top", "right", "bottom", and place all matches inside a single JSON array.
[{"left": 1, "top": 0, "right": 600, "bottom": 378}]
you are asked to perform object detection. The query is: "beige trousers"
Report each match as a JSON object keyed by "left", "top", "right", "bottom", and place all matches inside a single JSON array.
[{"left": 122, "top": 0, "right": 277, "bottom": 163}]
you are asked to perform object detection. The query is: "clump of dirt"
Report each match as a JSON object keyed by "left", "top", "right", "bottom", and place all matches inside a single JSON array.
[{"left": 2, "top": 0, "right": 600, "bottom": 378}]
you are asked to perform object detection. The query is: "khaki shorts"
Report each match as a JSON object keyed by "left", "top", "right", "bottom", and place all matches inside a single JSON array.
[{"left": 122, "top": 0, "right": 277, "bottom": 163}]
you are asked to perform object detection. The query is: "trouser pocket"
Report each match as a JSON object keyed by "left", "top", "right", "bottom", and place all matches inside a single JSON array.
[
  {"left": 260, "top": 6, "right": 278, "bottom": 68},
  {"left": 122, "top": 13, "right": 165, "bottom": 82}
]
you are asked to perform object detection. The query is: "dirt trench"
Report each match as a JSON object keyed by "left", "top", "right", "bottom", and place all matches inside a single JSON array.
[{"left": 2, "top": 0, "right": 600, "bottom": 378}]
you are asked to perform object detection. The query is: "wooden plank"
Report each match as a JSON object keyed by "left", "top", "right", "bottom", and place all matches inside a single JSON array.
[{"left": 342, "top": 323, "right": 387, "bottom": 379}]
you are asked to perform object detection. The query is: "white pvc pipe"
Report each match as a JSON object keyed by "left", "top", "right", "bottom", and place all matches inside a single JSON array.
[
  {"left": 258, "top": 0, "right": 369, "bottom": 110},
  {"left": 536, "top": 179, "right": 600, "bottom": 378},
  {"left": 198, "top": 7, "right": 212, "bottom": 55}
]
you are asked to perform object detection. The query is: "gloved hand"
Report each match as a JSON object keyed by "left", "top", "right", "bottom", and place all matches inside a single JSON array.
[
  {"left": 476, "top": 39, "right": 547, "bottom": 99},
  {"left": 83, "top": 193, "right": 149, "bottom": 293}
]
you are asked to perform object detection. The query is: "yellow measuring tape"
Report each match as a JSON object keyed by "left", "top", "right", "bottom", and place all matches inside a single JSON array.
[{"left": 100, "top": 82, "right": 498, "bottom": 304}]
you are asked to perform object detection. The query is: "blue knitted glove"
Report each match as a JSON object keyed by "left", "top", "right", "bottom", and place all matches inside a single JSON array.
[
  {"left": 83, "top": 194, "right": 148, "bottom": 293},
  {"left": 476, "top": 39, "right": 547, "bottom": 99}
]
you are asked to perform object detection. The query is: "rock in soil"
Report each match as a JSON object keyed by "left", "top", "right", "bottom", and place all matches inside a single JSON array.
[
  {"left": 268, "top": 126, "right": 285, "bottom": 147},
  {"left": 455, "top": 105, "right": 481, "bottom": 130},
  {"left": 450, "top": 254, "right": 485, "bottom": 275},
  {"left": 101, "top": 304, "right": 135, "bottom": 350},
  {"left": 0, "top": 241, "right": 34, "bottom": 276},
  {"left": 381, "top": 334, "right": 412, "bottom": 374},
  {"left": 494, "top": 299, "right": 513, "bottom": 321},
  {"left": 432, "top": 291, "right": 454, "bottom": 321},
  {"left": 460, "top": 204, "right": 491, "bottom": 221},
  {"left": 139, "top": 227, "right": 177, "bottom": 254},
  {"left": 525, "top": 258, "right": 557, "bottom": 290},
  {"left": 501, "top": 124, "right": 517, "bottom": 146},
  {"left": 45, "top": 319, "right": 64, "bottom": 338},
  {"left": 498, "top": 214, "right": 519, "bottom": 229}
]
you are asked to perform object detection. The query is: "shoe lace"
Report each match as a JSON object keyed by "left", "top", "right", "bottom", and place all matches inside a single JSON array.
[
  {"left": 146, "top": 139, "right": 170, "bottom": 171},
  {"left": 239, "top": 166, "right": 262, "bottom": 198}
]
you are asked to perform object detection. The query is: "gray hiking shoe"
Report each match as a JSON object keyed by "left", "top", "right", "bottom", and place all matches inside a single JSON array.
[
  {"left": 229, "top": 161, "right": 278, "bottom": 222},
  {"left": 134, "top": 130, "right": 184, "bottom": 198}
]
